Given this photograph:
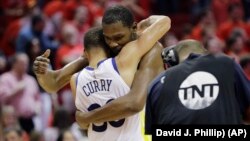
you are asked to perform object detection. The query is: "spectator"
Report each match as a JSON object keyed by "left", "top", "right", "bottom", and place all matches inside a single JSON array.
[
  {"left": 44, "top": 108, "right": 72, "bottom": 141},
  {"left": 72, "top": 5, "right": 90, "bottom": 46},
  {"left": 191, "top": 10, "right": 216, "bottom": 41},
  {"left": 217, "top": 3, "right": 250, "bottom": 40},
  {"left": 44, "top": 108, "right": 88, "bottom": 141},
  {"left": 55, "top": 24, "right": 82, "bottom": 115},
  {"left": 0, "top": 53, "right": 7, "bottom": 74},
  {"left": 0, "top": 53, "right": 41, "bottom": 134},
  {"left": 16, "top": 14, "right": 40, "bottom": 52},
  {"left": 4, "top": 128, "right": 23, "bottom": 141},
  {"left": 55, "top": 24, "right": 81, "bottom": 69},
  {"left": 56, "top": 130, "right": 76, "bottom": 141},
  {"left": 204, "top": 37, "right": 224, "bottom": 54},
  {"left": 201, "top": 26, "right": 221, "bottom": 44},
  {"left": 240, "top": 55, "right": 250, "bottom": 80},
  {"left": 230, "top": 28, "right": 250, "bottom": 53},
  {"left": 1, "top": 105, "right": 20, "bottom": 130},
  {"left": 26, "top": 39, "right": 42, "bottom": 76},
  {"left": 211, "top": 0, "right": 242, "bottom": 26},
  {"left": 0, "top": 8, "right": 30, "bottom": 57},
  {"left": 58, "top": 14, "right": 88, "bottom": 66},
  {"left": 16, "top": 14, "right": 59, "bottom": 67},
  {"left": 226, "top": 33, "right": 245, "bottom": 63},
  {"left": 30, "top": 131, "right": 44, "bottom": 141},
  {"left": 43, "top": 1, "right": 64, "bottom": 52}
]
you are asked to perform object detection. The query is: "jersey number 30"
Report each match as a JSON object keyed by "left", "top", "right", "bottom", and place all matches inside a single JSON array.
[{"left": 87, "top": 99, "right": 125, "bottom": 132}]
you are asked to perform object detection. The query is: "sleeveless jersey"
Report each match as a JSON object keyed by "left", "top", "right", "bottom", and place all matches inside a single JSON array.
[{"left": 75, "top": 58, "right": 143, "bottom": 141}]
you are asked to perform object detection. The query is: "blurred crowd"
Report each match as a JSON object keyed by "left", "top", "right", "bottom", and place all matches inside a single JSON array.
[{"left": 0, "top": 0, "right": 250, "bottom": 141}]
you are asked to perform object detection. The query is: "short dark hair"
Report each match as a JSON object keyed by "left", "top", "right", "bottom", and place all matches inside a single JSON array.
[
  {"left": 226, "top": 34, "right": 241, "bottom": 48},
  {"left": 240, "top": 55, "right": 250, "bottom": 68},
  {"left": 102, "top": 5, "right": 134, "bottom": 27},
  {"left": 9, "top": 53, "right": 27, "bottom": 68},
  {"left": 31, "top": 14, "right": 44, "bottom": 27},
  {"left": 84, "top": 27, "right": 109, "bottom": 51}
]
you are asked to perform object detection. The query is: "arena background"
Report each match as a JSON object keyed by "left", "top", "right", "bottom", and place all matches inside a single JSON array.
[{"left": 0, "top": 0, "right": 250, "bottom": 141}]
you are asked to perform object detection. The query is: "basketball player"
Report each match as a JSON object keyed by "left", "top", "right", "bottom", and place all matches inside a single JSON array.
[{"left": 145, "top": 39, "right": 250, "bottom": 134}]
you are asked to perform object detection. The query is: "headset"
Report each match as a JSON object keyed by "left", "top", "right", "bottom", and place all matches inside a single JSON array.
[{"left": 161, "top": 47, "right": 179, "bottom": 67}]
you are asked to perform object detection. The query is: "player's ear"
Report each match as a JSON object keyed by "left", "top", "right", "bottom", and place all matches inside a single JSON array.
[
  {"left": 84, "top": 50, "right": 89, "bottom": 60},
  {"left": 132, "top": 22, "right": 137, "bottom": 31}
]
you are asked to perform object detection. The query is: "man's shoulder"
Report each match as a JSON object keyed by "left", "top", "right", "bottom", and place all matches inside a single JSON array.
[
  {"left": 205, "top": 53, "right": 235, "bottom": 66},
  {"left": 143, "top": 42, "right": 163, "bottom": 56},
  {"left": 0, "top": 72, "right": 14, "bottom": 79},
  {"left": 202, "top": 53, "right": 232, "bottom": 60},
  {"left": 186, "top": 53, "right": 234, "bottom": 65},
  {"left": 139, "top": 42, "right": 164, "bottom": 70}
]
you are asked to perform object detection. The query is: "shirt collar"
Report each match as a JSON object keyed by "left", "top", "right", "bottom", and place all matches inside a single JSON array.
[{"left": 186, "top": 53, "right": 202, "bottom": 60}]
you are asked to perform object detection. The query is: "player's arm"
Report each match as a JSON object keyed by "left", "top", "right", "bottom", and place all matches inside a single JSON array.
[
  {"left": 70, "top": 74, "right": 78, "bottom": 100},
  {"left": 33, "top": 50, "right": 88, "bottom": 93},
  {"left": 117, "top": 15, "right": 170, "bottom": 70},
  {"left": 76, "top": 43, "right": 164, "bottom": 127}
]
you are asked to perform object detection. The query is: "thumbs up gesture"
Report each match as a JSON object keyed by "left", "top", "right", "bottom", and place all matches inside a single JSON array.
[{"left": 33, "top": 49, "right": 51, "bottom": 75}]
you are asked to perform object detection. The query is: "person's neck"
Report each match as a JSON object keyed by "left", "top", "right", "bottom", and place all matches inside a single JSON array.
[
  {"left": 88, "top": 54, "right": 107, "bottom": 68},
  {"left": 11, "top": 70, "right": 24, "bottom": 80}
]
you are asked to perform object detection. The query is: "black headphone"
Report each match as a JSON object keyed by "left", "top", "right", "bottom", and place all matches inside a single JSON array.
[{"left": 161, "top": 47, "right": 179, "bottom": 67}]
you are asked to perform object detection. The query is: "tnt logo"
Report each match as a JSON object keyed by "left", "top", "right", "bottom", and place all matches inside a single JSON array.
[{"left": 178, "top": 71, "right": 219, "bottom": 110}]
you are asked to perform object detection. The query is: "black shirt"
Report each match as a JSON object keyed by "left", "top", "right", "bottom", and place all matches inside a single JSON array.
[{"left": 145, "top": 54, "right": 250, "bottom": 134}]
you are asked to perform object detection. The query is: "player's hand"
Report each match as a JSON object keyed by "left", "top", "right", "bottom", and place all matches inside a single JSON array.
[
  {"left": 75, "top": 110, "right": 90, "bottom": 129},
  {"left": 33, "top": 49, "right": 51, "bottom": 75}
]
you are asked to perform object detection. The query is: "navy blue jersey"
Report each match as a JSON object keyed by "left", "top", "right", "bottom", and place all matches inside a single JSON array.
[{"left": 145, "top": 54, "right": 250, "bottom": 134}]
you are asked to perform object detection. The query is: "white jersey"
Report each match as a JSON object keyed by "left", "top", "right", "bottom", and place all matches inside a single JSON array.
[{"left": 75, "top": 58, "right": 143, "bottom": 141}]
